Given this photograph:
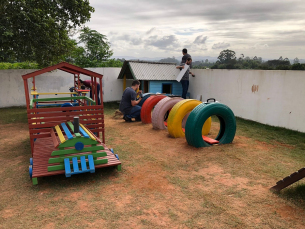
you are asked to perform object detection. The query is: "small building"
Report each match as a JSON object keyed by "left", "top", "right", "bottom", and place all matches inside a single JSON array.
[{"left": 117, "top": 60, "right": 183, "bottom": 96}]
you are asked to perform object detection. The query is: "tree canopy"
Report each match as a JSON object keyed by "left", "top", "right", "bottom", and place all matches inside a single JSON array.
[
  {"left": 0, "top": 0, "right": 94, "bottom": 66},
  {"left": 67, "top": 27, "right": 114, "bottom": 68}
]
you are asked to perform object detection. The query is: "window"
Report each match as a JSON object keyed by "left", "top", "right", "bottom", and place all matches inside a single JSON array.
[{"left": 162, "top": 83, "right": 172, "bottom": 94}]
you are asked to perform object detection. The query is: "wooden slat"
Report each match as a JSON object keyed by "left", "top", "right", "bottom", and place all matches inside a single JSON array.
[
  {"left": 61, "top": 123, "right": 73, "bottom": 140},
  {"left": 27, "top": 105, "right": 104, "bottom": 113},
  {"left": 79, "top": 123, "right": 96, "bottom": 140},
  {"left": 27, "top": 109, "right": 104, "bottom": 118},
  {"left": 28, "top": 115, "right": 103, "bottom": 124},
  {"left": 54, "top": 125, "right": 66, "bottom": 143},
  {"left": 32, "top": 137, "right": 120, "bottom": 178},
  {"left": 50, "top": 129, "right": 59, "bottom": 148}
]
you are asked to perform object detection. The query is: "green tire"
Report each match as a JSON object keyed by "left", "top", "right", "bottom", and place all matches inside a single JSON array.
[{"left": 185, "top": 103, "right": 236, "bottom": 148}]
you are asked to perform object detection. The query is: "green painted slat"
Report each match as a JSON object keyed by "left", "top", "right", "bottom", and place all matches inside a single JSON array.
[
  {"left": 48, "top": 152, "right": 107, "bottom": 163},
  {"left": 47, "top": 158, "right": 108, "bottom": 172},
  {"left": 51, "top": 145, "right": 105, "bottom": 156},
  {"left": 59, "top": 137, "right": 98, "bottom": 148}
]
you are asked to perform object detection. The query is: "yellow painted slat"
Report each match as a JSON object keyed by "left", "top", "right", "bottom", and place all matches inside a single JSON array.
[
  {"left": 30, "top": 92, "right": 77, "bottom": 95},
  {"left": 79, "top": 123, "right": 96, "bottom": 141},
  {"left": 55, "top": 125, "right": 66, "bottom": 143}
]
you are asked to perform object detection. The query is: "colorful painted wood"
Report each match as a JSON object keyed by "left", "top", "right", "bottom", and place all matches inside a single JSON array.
[
  {"left": 47, "top": 121, "right": 108, "bottom": 173},
  {"left": 64, "top": 155, "right": 95, "bottom": 177}
]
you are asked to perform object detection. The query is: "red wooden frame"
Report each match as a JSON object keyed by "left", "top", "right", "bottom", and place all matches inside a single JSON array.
[{"left": 22, "top": 62, "right": 106, "bottom": 155}]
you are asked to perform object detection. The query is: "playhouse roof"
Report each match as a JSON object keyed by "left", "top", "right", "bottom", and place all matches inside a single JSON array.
[
  {"left": 22, "top": 62, "right": 103, "bottom": 80},
  {"left": 117, "top": 60, "right": 180, "bottom": 81}
]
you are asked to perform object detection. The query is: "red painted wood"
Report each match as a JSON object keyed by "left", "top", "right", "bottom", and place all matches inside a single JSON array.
[
  {"left": 27, "top": 109, "right": 103, "bottom": 118},
  {"left": 202, "top": 136, "right": 219, "bottom": 144},
  {"left": 27, "top": 105, "right": 103, "bottom": 113},
  {"left": 50, "top": 128, "right": 59, "bottom": 148},
  {"left": 28, "top": 115, "right": 104, "bottom": 124},
  {"left": 22, "top": 62, "right": 103, "bottom": 80}
]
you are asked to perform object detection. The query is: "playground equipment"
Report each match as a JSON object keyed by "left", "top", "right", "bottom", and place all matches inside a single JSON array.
[
  {"left": 185, "top": 100, "right": 236, "bottom": 148},
  {"left": 23, "top": 62, "right": 121, "bottom": 185},
  {"left": 152, "top": 97, "right": 183, "bottom": 129},
  {"left": 270, "top": 168, "right": 305, "bottom": 192},
  {"left": 167, "top": 99, "right": 212, "bottom": 138},
  {"left": 141, "top": 94, "right": 167, "bottom": 124}
]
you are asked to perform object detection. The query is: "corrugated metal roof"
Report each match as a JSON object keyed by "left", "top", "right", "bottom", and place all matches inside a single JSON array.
[{"left": 118, "top": 61, "right": 180, "bottom": 80}]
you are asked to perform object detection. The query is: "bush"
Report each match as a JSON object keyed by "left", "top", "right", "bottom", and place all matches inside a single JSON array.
[
  {"left": 0, "top": 62, "right": 39, "bottom": 69},
  {"left": 291, "top": 63, "right": 305, "bottom": 70}
]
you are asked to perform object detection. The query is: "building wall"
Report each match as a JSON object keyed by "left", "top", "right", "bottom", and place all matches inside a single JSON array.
[
  {"left": 1, "top": 68, "right": 305, "bottom": 133},
  {"left": 189, "top": 69, "right": 305, "bottom": 132},
  {"left": 149, "top": 80, "right": 182, "bottom": 95},
  {"left": 0, "top": 68, "right": 123, "bottom": 108}
]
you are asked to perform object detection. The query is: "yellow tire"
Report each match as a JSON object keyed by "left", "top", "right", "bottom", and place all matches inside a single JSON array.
[{"left": 167, "top": 99, "right": 211, "bottom": 138}]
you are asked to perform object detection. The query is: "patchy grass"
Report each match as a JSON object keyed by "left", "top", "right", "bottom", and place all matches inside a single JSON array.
[
  {"left": 0, "top": 106, "right": 27, "bottom": 124},
  {"left": 1, "top": 105, "right": 305, "bottom": 228}
]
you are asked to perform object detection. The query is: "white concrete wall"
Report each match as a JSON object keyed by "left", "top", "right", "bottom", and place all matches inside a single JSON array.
[
  {"left": 1, "top": 68, "right": 305, "bottom": 132},
  {"left": 189, "top": 69, "right": 305, "bottom": 132},
  {"left": 0, "top": 68, "right": 123, "bottom": 108}
]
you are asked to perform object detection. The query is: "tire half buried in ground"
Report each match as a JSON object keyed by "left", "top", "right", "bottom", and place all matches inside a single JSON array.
[{"left": 185, "top": 102, "right": 236, "bottom": 148}]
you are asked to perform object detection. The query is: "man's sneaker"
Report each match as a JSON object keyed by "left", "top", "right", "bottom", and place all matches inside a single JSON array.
[
  {"left": 135, "top": 117, "right": 141, "bottom": 122},
  {"left": 123, "top": 116, "right": 132, "bottom": 122}
]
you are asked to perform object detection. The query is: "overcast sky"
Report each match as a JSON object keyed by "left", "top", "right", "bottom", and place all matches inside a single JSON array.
[{"left": 85, "top": 0, "right": 305, "bottom": 60}]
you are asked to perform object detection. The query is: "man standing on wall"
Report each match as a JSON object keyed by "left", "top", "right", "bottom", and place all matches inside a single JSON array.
[
  {"left": 119, "top": 80, "right": 142, "bottom": 122},
  {"left": 177, "top": 48, "right": 195, "bottom": 99}
]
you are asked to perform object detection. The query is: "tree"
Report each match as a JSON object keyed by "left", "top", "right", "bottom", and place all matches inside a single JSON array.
[
  {"left": 0, "top": 0, "right": 94, "bottom": 66},
  {"left": 67, "top": 27, "right": 113, "bottom": 68},
  {"left": 293, "top": 57, "right": 300, "bottom": 64},
  {"left": 217, "top": 49, "right": 236, "bottom": 64}
]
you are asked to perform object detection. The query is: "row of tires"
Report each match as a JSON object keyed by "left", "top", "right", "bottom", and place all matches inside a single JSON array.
[{"left": 138, "top": 94, "right": 236, "bottom": 148}]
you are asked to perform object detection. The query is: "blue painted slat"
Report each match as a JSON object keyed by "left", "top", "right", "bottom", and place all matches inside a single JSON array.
[
  {"left": 64, "top": 158, "right": 71, "bottom": 177},
  {"left": 78, "top": 126, "right": 90, "bottom": 138},
  {"left": 80, "top": 156, "right": 87, "bottom": 172},
  {"left": 72, "top": 157, "right": 79, "bottom": 172},
  {"left": 61, "top": 123, "right": 73, "bottom": 139},
  {"left": 88, "top": 155, "right": 95, "bottom": 173}
]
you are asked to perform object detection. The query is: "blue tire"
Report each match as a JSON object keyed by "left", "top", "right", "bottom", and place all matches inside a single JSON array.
[
  {"left": 110, "top": 148, "right": 114, "bottom": 154},
  {"left": 29, "top": 165, "right": 33, "bottom": 179},
  {"left": 30, "top": 158, "right": 33, "bottom": 166},
  {"left": 115, "top": 154, "right": 119, "bottom": 160}
]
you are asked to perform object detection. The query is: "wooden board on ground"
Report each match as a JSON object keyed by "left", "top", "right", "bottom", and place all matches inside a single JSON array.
[{"left": 176, "top": 64, "right": 190, "bottom": 82}]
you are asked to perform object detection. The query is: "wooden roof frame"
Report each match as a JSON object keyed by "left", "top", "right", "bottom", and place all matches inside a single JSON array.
[{"left": 22, "top": 62, "right": 103, "bottom": 80}]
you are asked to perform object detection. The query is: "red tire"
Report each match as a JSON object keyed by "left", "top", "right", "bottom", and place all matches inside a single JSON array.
[{"left": 141, "top": 95, "right": 167, "bottom": 124}]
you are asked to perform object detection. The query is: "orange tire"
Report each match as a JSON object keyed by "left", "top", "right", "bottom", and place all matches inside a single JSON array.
[{"left": 141, "top": 95, "right": 167, "bottom": 124}]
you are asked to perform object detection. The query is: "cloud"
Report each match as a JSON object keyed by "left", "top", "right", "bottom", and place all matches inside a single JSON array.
[
  {"left": 252, "top": 43, "right": 269, "bottom": 50},
  {"left": 193, "top": 35, "right": 208, "bottom": 44},
  {"left": 146, "top": 35, "right": 179, "bottom": 49},
  {"left": 212, "top": 42, "right": 231, "bottom": 49},
  {"left": 146, "top": 27, "right": 156, "bottom": 35}
]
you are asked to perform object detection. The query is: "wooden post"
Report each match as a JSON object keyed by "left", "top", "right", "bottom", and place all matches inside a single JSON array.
[{"left": 123, "top": 74, "right": 126, "bottom": 92}]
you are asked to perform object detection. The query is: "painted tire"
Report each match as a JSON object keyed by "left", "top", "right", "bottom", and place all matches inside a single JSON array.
[
  {"left": 181, "top": 113, "right": 212, "bottom": 135},
  {"left": 30, "top": 157, "right": 33, "bottom": 166},
  {"left": 185, "top": 103, "right": 236, "bottom": 148},
  {"left": 167, "top": 99, "right": 211, "bottom": 138},
  {"left": 29, "top": 165, "right": 33, "bottom": 178},
  {"left": 138, "top": 94, "right": 153, "bottom": 107},
  {"left": 141, "top": 95, "right": 167, "bottom": 124},
  {"left": 152, "top": 97, "right": 183, "bottom": 129}
]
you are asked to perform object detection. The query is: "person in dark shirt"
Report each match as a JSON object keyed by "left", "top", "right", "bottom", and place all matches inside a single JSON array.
[
  {"left": 78, "top": 79, "right": 101, "bottom": 105},
  {"left": 119, "top": 80, "right": 142, "bottom": 122},
  {"left": 177, "top": 52, "right": 195, "bottom": 99}
]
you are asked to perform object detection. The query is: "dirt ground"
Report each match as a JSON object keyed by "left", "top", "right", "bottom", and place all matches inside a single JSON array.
[{"left": 1, "top": 113, "right": 305, "bottom": 228}]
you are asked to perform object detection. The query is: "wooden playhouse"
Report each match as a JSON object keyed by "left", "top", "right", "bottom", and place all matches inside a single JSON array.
[{"left": 22, "top": 62, "right": 121, "bottom": 185}]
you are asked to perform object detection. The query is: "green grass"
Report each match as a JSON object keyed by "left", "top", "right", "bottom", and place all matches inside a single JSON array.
[{"left": 0, "top": 106, "right": 27, "bottom": 124}]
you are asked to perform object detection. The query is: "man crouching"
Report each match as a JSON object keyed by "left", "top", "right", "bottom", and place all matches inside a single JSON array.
[{"left": 119, "top": 80, "right": 142, "bottom": 122}]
